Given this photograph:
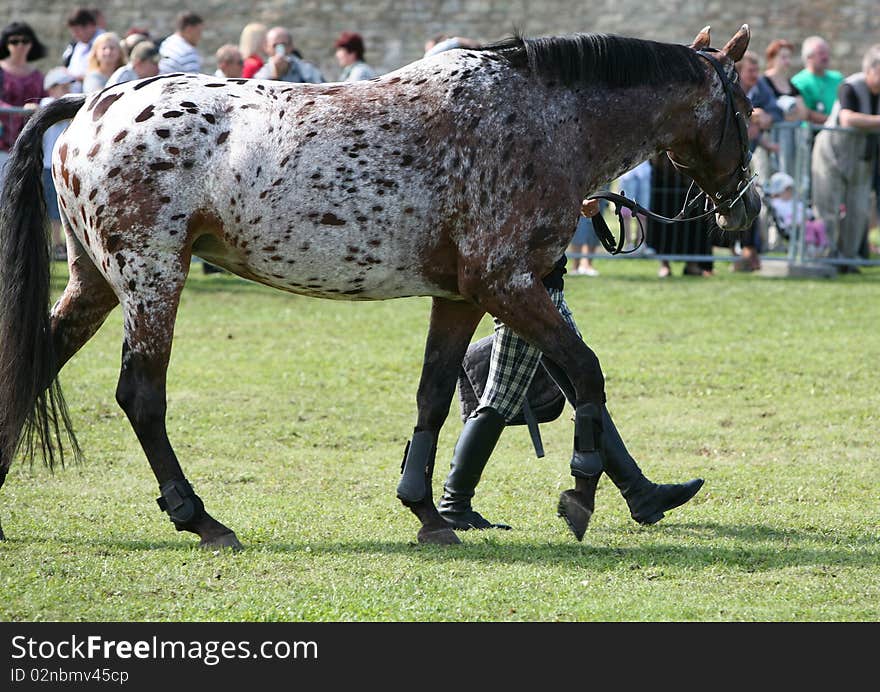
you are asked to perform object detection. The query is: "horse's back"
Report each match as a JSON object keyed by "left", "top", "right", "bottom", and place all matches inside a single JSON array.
[
  {"left": 54, "top": 55, "right": 571, "bottom": 303},
  {"left": 54, "top": 70, "right": 473, "bottom": 301}
]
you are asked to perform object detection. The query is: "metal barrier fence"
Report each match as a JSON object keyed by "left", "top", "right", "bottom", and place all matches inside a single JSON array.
[
  {"left": 571, "top": 120, "right": 880, "bottom": 273},
  {"left": 0, "top": 104, "right": 33, "bottom": 142}
]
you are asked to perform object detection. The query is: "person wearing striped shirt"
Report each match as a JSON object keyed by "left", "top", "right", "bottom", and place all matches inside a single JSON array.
[{"left": 158, "top": 11, "right": 204, "bottom": 74}]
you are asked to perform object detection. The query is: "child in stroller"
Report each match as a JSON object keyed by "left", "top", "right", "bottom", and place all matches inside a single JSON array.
[{"left": 765, "top": 172, "right": 828, "bottom": 258}]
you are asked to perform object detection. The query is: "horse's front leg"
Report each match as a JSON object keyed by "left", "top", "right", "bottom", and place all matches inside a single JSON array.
[
  {"left": 398, "top": 297, "right": 484, "bottom": 545},
  {"left": 481, "top": 280, "right": 606, "bottom": 539}
]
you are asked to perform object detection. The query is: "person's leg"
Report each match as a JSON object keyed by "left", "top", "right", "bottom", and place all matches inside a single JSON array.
[
  {"left": 41, "top": 168, "right": 66, "bottom": 260},
  {"left": 569, "top": 217, "right": 589, "bottom": 273},
  {"left": 542, "top": 295, "right": 703, "bottom": 527},
  {"left": 567, "top": 244, "right": 580, "bottom": 272},
  {"left": 811, "top": 153, "right": 846, "bottom": 258},
  {"left": 438, "top": 316, "right": 543, "bottom": 529},
  {"left": 542, "top": 353, "right": 705, "bottom": 526},
  {"left": 580, "top": 244, "right": 599, "bottom": 276},
  {"left": 598, "top": 406, "right": 704, "bottom": 524},
  {"left": 629, "top": 170, "right": 652, "bottom": 252},
  {"left": 437, "top": 407, "right": 510, "bottom": 529},
  {"left": 839, "top": 163, "right": 873, "bottom": 263},
  {"left": 579, "top": 217, "right": 600, "bottom": 275}
]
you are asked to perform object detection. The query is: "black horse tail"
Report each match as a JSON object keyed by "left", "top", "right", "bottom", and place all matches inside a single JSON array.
[{"left": 0, "top": 95, "right": 87, "bottom": 472}]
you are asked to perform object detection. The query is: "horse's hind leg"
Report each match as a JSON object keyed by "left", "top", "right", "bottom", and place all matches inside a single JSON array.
[
  {"left": 50, "top": 231, "right": 121, "bottom": 369},
  {"left": 397, "top": 297, "right": 484, "bottom": 545},
  {"left": 114, "top": 263, "right": 241, "bottom": 550}
]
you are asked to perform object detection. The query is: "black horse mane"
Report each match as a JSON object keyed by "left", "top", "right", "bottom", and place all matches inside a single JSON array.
[{"left": 480, "top": 33, "right": 706, "bottom": 87}]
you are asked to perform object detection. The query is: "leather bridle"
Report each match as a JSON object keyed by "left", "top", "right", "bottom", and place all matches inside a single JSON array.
[{"left": 588, "top": 48, "right": 758, "bottom": 255}]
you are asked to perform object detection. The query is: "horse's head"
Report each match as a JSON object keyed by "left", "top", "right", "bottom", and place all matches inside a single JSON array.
[{"left": 667, "top": 25, "right": 761, "bottom": 232}]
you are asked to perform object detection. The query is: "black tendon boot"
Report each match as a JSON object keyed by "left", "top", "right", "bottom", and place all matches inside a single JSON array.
[
  {"left": 600, "top": 406, "right": 704, "bottom": 525},
  {"left": 557, "top": 403, "right": 604, "bottom": 541},
  {"left": 438, "top": 408, "right": 512, "bottom": 530}
]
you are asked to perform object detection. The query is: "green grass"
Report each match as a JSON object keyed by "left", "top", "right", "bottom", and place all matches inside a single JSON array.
[{"left": 1, "top": 258, "right": 878, "bottom": 621}]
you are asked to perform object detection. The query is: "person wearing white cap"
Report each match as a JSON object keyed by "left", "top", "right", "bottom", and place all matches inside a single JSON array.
[
  {"left": 39, "top": 67, "right": 77, "bottom": 260},
  {"left": 105, "top": 41, "right": 160, "bottom": 87},
  {"left": 767, "top": 171, "right": 828, "bottom": 257}
]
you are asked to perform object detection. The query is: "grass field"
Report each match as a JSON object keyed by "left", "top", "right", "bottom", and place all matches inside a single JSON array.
[{"left": 1, "top": 257, "right": 877, "bottom": 622}]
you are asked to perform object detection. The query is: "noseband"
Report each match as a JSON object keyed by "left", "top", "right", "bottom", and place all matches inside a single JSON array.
[{"left": 588, "top": 49, "right": 757, "bottom": 255}]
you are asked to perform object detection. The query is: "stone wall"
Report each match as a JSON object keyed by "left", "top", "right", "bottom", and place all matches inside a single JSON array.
[{"left": 5, "top": 0, "right": 880, "bottom": 81}]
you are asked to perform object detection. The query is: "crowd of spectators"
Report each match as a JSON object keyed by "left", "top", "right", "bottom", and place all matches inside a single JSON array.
[
  {"left": 728, "top": 34, "right": 879, "bottom": 272},
  {"left": 1, "top": 9, "right": 878, "bottom": 273},
  {"left": 0, "top": 6, "right": 386, "bottom": 261},
  {"left": 588, "top": 33, "right": 879, "bottom": 277}
]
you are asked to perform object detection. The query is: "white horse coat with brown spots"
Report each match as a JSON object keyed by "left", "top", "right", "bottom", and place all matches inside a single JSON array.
[{"left": 55, "top": 55, "right": 585, "bottom": 311}]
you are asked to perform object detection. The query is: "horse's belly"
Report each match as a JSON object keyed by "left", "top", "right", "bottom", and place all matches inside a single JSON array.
[
  {"left": 202, "top": 237, "right": 455, "bottom": 301},
  {"left": 253, "top": 263, "right": 447, "bottom": 300}
]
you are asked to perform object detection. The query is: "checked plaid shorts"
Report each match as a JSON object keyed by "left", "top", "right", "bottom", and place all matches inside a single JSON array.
[{"left": 476, "top": 287, "right": 581, "bottom": 421}]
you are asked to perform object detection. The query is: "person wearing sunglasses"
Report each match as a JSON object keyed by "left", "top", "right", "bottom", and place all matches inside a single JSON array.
[{"left": 0, "top": 21, "right": 47, "bottom": 189}]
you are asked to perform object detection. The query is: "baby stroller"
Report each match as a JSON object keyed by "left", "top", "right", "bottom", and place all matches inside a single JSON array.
[{"left": 763, "top": 172, "right": 828, "bottom": 258}]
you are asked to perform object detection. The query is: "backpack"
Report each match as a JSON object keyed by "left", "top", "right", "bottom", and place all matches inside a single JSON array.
[{"left": 458, "top": 334, "right": 567, "bottom": 457}]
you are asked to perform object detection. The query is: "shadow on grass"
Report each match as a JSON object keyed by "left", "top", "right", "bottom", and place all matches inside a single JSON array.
[{"left": 17, "top": 520, "right": 877, "bottom": 571}]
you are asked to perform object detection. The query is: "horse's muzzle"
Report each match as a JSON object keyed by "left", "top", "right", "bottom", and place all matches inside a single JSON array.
[{"left": 715, "top": 186, "right": 761, "bottom": 231}]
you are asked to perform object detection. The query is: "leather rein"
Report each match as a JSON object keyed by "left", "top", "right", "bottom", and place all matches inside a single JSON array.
[{"left": 587, "top": 49, "right": 757, "bottom": 255}]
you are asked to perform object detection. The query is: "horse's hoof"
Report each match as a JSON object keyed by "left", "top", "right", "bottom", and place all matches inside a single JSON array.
[
  {"left": 0, "top": 520, "right": 5, "bottom": 541},
  {"left": 557, "top": 490, "right": 592, "bottom": 542},
  {"left": 198, "top": 531, "right": 243, "bottom": 552},
  {"left": 417, "top": 526, "right": 461, "bottom": 545}
]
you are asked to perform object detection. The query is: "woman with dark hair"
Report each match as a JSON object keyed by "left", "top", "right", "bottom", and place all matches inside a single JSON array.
[
  {"left": 0, "top": 22, "right": 47, "bottom": 185},
  {"left": 334, "top": 31, "right": 377, "bottom": 81}
]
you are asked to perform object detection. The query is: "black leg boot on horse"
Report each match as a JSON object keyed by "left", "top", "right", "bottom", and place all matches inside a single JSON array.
[
  {"left": 397, "top": 297, "right": 486, "bottom": 545},
  {"left": 543, "top": 359, "right": 702, "bottom": 535},
  {"left": 437, "top": 408, "right": 512, "bottom": 531},
  {"left": 557, "top": 402, "right": 605, "bottom": 541},
  {"left": 536, "top": 357, "right": 604, "bottom": 541},
  {"left": 599, "top": 406, "right": 704, "bottom": 525}
]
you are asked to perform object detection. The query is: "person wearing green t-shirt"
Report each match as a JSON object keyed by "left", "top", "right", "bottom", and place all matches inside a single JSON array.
[{"left": 791, "top": 35, "right": 843, "bottom": 125}]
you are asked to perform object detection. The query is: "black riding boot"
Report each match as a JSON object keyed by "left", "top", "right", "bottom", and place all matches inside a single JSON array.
[
  {"left": 600, "top": 406, "right": 704, "bottom": 525},
  {"left": 438, "top": 408, "right": 512, "bottom": 530}
]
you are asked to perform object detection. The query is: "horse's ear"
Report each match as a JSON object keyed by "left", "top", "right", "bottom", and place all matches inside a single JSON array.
[
  {"left": 690, "top": 26, "right": 711, "bottom": 50},
  {"left": 720, "top": 24, "right": 751, "bottom": 62}
]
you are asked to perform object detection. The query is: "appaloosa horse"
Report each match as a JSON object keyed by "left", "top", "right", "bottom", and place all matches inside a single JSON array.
[{"left": 0, "top": 25, "right": 759, "bottom": 548}]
